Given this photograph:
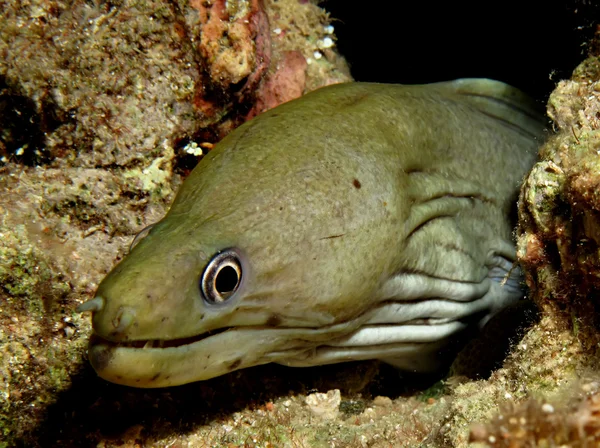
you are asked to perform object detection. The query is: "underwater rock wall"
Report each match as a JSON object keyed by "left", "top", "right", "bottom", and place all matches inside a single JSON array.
[
  {"left": 0, "top": 0, "right": 350, "bottom": 444},
  {"left": 518, "top": 55, "right": 600, "bottom": 351},
  {"left": 464, "top": 53, "right": 600, "bottom": 448}
]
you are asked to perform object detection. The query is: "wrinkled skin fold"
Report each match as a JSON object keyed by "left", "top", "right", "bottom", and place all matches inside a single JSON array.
[{"left": 79, "top": 80, "right": 545, "bottom": 387}]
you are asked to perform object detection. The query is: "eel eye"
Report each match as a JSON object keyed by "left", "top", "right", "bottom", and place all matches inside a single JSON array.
[{"left": 201, "top": 249, "right": 243, "bottom": 304}]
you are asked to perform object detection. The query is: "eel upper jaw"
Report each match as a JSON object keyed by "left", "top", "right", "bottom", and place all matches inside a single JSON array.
[{"left": 89, "top": 326, "right": 233, "bottom": 350}]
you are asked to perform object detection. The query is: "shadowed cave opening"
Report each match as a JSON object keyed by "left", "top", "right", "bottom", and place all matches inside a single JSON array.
[{"left": 325, "top": 0, "right": 599, "bottom": 103}]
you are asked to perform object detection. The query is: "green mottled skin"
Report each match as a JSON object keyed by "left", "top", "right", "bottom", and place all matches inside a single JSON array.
[{"left": 84, "top": 81, "right": 545, "bottom": 387}]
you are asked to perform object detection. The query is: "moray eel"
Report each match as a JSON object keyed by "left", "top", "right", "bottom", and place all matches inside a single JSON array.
[{"left": 78, "top": 79, "right": 545, "bottom": 388}]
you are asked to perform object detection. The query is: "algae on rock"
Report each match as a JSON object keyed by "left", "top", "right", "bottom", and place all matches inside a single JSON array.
[{"left": 466, "top": 54, "right": 600, "bottom": 448}]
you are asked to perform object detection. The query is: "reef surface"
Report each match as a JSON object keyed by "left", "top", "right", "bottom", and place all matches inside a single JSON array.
[{"left": 1, "top": 1, "right": 600, "bottom": 446}]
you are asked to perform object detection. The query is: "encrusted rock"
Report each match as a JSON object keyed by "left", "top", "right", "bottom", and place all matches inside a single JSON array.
[
  {"left": 0, "top": 0, "right": 350, "bottom": 445},
  {"left": 517, "top": 55, "right": 600, "bottom": 350},
  {"left": 305, "top": 389, "right": 341, "bottom": 420}
]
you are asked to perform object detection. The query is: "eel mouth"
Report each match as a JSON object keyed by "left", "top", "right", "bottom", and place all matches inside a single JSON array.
[
  {"left": 89, "top": 327, "right": 232, "bottom": 350},
  {"left": 86, "top": 325, "right": 314, "bottom": 387}
]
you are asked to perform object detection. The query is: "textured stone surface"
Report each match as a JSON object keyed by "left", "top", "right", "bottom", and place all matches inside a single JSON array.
[
  {"left": 0, "top": 0, "right": 351, "bottom": 445},
  {"left": 518, "top": 55, "right": 600, "bottom": 350}
]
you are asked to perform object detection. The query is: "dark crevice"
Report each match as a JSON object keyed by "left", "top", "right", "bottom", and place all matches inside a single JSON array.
[
  {"left": 0, "top": 76, "right": 68, "bottom": 165},
  {"left": 325, "top": 0, "right": 599, "bottom": 102}
]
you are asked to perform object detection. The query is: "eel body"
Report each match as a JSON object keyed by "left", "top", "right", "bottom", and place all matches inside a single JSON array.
[{"left": 78, "top": 80, "right": 545, "bottom": 387}]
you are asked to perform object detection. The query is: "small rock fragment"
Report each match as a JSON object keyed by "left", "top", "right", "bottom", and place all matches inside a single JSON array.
[
  {"left": 372, "top": 396, "right": 392, "bottom": 407},
  {"left": 305, "top": 389, "right": 341, "bottom": 420}
]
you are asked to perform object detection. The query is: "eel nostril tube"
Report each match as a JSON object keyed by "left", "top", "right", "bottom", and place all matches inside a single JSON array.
[
  {"left": 112, "top": 307, "right": 135, "bottom": 333},
  {"left": 76, "top": 296, "right": 105, "bottom": 313}
]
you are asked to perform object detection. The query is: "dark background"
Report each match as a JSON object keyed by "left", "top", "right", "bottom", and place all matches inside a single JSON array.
[{"left": 324, "top": 1, "right": 599, "bottom": 103}]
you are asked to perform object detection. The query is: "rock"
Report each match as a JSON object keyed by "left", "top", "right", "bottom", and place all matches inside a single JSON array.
[
  {"left": 305, "top": 389, "right": 341, "bottom": 420},
  {"left": 372, "top": 396, "right": 393, "bottom": 408}
]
